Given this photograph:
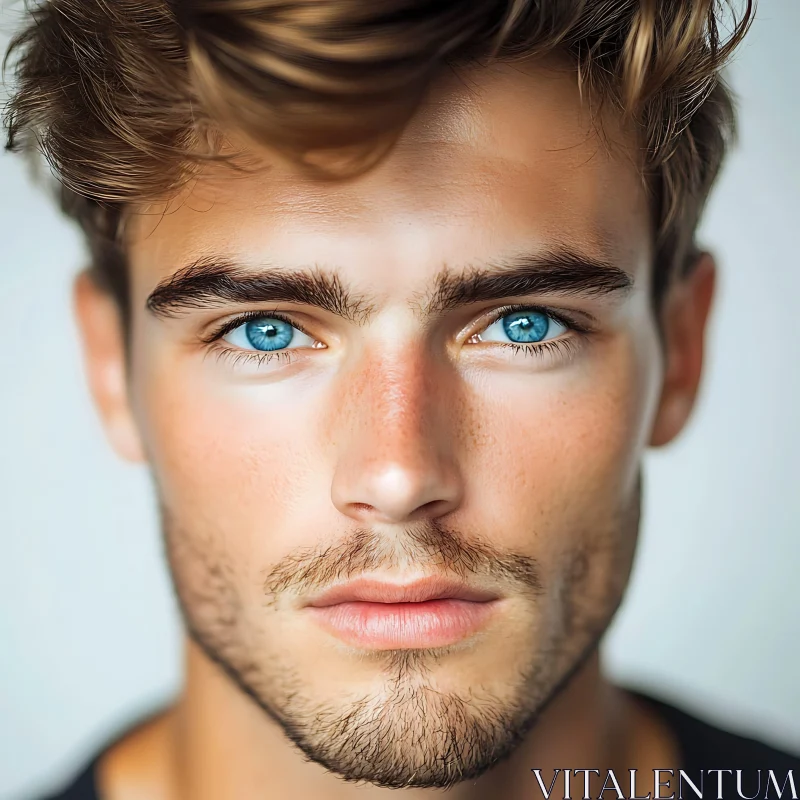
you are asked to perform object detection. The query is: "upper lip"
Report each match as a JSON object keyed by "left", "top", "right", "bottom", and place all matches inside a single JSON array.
[{"left": 305, "top": 576, "right": 500, "bottom": 607}]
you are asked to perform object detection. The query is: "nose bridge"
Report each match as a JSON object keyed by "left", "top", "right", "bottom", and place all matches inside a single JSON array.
[
  {"left": 329, "top": 343, "right": 463, "bottom": 523},
  {"left": 342, "top": 342, "right": 445, "bottom": 461},
  {"left": 370, "top": 345, "right": 432, "bottom": 433}
]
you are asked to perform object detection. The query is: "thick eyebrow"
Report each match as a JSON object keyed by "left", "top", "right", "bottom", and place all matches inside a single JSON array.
[
  {"left": 418, "top": 251, "right": 633, "bottom": 318},
  {"left": 146, "top": 249, "right": 634, "bottom": 322},
  {"left": 147, "top": 259, "right": 374, "bottom": 323}
]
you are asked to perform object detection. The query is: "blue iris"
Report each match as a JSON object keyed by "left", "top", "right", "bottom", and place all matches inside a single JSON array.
[
  {"left": 502, "top": 310, "right": 550, "bottom": 343},
  {"left": 244, "top": 318, "right": 294, "bottom": 351}
]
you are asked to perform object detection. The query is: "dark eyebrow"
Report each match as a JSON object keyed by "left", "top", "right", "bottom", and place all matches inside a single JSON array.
[
  {"left": 147, "top": 259, "right": 376, "bottom": 323},
  {"left": 146, "top": 249, "right": 634, "bottom": 322},
  {"left": 419, "top": 250, "right": 633, "bottom": 318}
]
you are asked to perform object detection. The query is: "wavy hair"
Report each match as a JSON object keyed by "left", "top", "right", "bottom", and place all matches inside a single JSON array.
[{"left": 3, "top": 0, "right": 755, "bottom": 317}]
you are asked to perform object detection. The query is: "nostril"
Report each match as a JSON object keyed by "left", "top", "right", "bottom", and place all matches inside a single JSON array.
[{"left": 416, "top": 499, "right": 447, "bottom": 517}]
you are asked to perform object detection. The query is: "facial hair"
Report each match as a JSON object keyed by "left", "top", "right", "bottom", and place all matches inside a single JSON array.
[{"left": 160, "top": 472, "right": 642, "bottom": 789}]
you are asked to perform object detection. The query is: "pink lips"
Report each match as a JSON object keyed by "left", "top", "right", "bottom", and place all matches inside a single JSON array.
[{"left": 304, "top": 577, "right": 500, "bottom": 649}]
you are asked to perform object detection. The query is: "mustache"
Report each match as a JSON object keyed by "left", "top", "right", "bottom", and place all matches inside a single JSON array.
[{"left": 262, "top": 518, "right": 543, "bottom": 604}]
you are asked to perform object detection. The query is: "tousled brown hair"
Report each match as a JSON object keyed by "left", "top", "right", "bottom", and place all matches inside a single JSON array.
[{"left": 3, "top": 0, "right": 754, "bottom": 321}]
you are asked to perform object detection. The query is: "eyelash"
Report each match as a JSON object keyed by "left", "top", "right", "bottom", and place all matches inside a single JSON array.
[{"left": 204, "top": 304, "right": 591, "bottom": 369}]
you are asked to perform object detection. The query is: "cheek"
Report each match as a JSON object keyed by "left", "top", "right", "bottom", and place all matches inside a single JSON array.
[
  {"left": 469, "top": 332, "right": 659, "bottom": 557},
  {"left": 132, "top": 352, "right": 323, "bottom": 557}
]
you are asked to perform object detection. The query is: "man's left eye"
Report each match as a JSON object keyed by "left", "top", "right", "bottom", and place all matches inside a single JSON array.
[
  {"left": 223, "top": 316, "right": 316, "bottom": 352},
  {"left": 478, "top": 310, "right": 568, "bottom": 344}
]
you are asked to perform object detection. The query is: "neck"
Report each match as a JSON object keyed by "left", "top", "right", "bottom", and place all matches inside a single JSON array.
[{"left": 98, "top": 637, "right": 680, "bottom": 800}]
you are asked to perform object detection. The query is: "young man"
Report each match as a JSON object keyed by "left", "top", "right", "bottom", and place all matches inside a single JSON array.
[{"left": 4, "top": 0, "right": 798, "bottom": 798}]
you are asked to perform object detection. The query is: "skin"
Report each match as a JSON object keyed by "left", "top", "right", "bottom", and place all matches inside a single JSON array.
[{"left": 74, "top": 56, "right": 715, "bottom": 799}]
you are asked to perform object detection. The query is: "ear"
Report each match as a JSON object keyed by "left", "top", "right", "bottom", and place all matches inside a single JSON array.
[
  {"left": 73, "top": 271, "right": 145, "bottom": 463},
  {"left": 649, "top": 252, "right": 717, "bottom": 448}
]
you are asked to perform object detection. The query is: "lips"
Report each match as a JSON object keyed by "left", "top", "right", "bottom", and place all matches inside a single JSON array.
[
  {"left": 304, "top": 576, "right": 501, "bottom": 649},
  {"left": 307, "top": 576, "right": 499, "bottom": 607}
]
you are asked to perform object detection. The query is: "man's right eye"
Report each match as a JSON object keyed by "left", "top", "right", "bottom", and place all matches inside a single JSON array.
[{"left": 221, "top": 314, "right": 317, "bottom": 353}]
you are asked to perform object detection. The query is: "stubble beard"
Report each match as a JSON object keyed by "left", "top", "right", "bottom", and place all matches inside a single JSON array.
[{"left": 159, "top": 475, "right": 641, "bottom": 789}]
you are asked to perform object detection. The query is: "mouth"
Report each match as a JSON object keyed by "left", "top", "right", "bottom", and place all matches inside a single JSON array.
[{"left": 304, "top": 576, "right": 501, "bottom": 650}]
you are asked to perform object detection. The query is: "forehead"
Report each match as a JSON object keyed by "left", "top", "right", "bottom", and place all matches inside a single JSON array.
[{"left": 129, "top": 57, "right": 652, "bottom": 288}]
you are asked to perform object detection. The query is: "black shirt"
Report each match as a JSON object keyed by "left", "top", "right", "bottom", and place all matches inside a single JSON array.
[{"left": 34, "top": 687, "right": 800, "bottom": 799}]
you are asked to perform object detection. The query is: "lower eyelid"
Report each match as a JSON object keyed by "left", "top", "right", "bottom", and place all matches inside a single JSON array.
[
  {"left": 208, "top": 343, "right": 304, "bottom": 370},
  {"left": 207, "top": 335, "right": 585, "bottom": 375}
]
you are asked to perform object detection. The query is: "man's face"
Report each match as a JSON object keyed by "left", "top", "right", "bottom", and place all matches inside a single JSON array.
[{"left": 79, "top": 57, "right": 703, "bottom": 788}]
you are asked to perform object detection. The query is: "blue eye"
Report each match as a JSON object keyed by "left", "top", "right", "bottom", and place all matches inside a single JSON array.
[
  {"left": 223, "top": 316, "right": 316, "bottom": 352},
  {"left": 479, "top": 309, "right": 568, "bottom": 345}
]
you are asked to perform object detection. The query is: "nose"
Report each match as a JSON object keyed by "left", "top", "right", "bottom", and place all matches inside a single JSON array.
[{"left": 329, "top": 346, "right": 464, "bottom": 525}]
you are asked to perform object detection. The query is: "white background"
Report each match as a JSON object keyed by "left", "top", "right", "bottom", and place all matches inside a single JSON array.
[{"left": 1, "top": 3, "right": 798, "bottom": 798}]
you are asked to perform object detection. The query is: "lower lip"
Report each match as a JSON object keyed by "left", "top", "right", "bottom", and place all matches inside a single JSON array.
[{"left": 306, "top": 598, "right": 498, "bottom": 649}]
